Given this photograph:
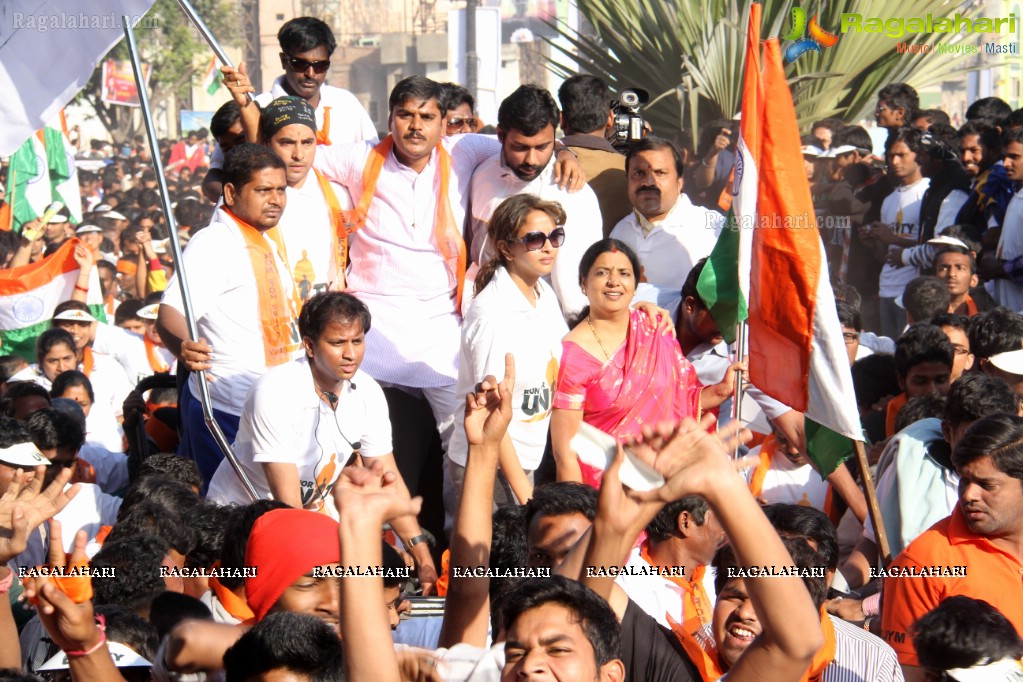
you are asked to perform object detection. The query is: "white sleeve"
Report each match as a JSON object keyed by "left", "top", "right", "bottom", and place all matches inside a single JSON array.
[
  {"left": 210, "top": 142, "right": 224, "bottom": 170},
  {"left": 346, "top": 92, "right": 379, "bottom": 143},
  {"left": 312, "top": 141, "right": 371, "bottom": 192},
  {"left": 450, "top": 133, "right": 502, "bottom": 168},
  {"left": 551, "top": 189, "right": 603, "bottom": 318},
  {"left": 463, "top": 315, "right": 512, "bottom": 386},
  {"left": 935, "top": 190, "right": 969, "bottom": 234},
  {"left": 161, "top": 228, "right": 229, "bottom": 322},
  {"left": 356, "top": 379, "right": 393, "bottom": 458},
  {"left": 247, "top": 375, "right": 300, "bottom": 462},
  {"left": 92, "top": 325, "right": 146, "bottom": 377}
]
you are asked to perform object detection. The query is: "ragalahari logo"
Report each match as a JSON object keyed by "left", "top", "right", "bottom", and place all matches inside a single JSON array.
[{"left": 784, "top": 7, "right": 839, "bottom": 62}]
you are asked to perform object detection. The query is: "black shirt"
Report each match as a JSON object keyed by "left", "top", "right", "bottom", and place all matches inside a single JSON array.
[{"left": 620, "top": 599, "right": 701, "bottom": 682}]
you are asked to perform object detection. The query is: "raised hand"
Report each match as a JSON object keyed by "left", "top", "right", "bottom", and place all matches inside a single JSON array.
[
  {"left": 333, "top": 459, "right": 423, "bottom": 524},
  {"left": 0, "top": 467, "right": 79, "bottom": 565},
  {"left": 463, "top": 353, "right": 515, "bottom": 447}
]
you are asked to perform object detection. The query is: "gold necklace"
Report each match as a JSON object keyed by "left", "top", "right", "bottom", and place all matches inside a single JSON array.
[{"left": 587, "top": 316, "right": 624, "bottom": 368}]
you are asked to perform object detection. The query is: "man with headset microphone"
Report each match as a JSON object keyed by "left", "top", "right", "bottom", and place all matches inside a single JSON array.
[{"left": 207, "top": 291, "right": 438, "bottom": 592}]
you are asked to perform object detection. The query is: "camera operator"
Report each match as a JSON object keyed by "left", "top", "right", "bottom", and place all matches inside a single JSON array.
[
  {"left": 691, "top": 118, "right": 739, "bottom": 210},
  {"left": 558, "top": 75, "right": 630, "bottom": 237}
]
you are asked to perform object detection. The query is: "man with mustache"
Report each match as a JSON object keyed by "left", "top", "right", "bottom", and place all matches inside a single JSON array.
[
  {"left": 611, "top": 137, "right": 725, "bottom": 293},
  {"left": 881, "top": 413, "right": 1023, "bottom": 682},
  {"left": 467, "top": 84, "right": 603, "bottom": 318}
]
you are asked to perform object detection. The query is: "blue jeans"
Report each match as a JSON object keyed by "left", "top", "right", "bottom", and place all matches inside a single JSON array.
[{"left": 179, "top": 382, "right": 240, "bottom": 491}]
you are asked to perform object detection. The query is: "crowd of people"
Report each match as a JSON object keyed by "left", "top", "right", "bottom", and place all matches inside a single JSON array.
[{"left": 1, "top": 13, "right": 1023, "bottom": 682}]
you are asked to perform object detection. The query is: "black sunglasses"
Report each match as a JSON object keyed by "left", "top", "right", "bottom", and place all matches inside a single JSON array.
[
  {"left": 282, "top": 54, "right": 330, "bottom": 74},
  {"left": 514, "top": 227, "right": 566, "bottom": 251},
  {"left": 446, "top": 117, "right": 479, "bottom": 131}
]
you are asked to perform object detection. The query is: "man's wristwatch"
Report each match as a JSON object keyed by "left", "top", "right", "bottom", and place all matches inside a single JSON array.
[{"left": 407, "top": 533, "right": 431, "bottom": 549}]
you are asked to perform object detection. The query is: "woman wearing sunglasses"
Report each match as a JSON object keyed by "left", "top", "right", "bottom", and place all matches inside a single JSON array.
[
  {"left": 550, "top": 238, "right": 741, "bottom": 486},
  {"left": 445, "top": 194, "right": 569, "bottom": 510}
]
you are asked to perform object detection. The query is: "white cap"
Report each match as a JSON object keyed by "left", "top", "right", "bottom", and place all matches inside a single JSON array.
[
  {"left": 138, "top": 303, "right": 160, "bottom": 320},
  {"left": 819, "top": 144, "right": 860, "bottom": 159},
  {"left": 801, "top": 145, "right": 824, "bottom": 157},
  {"left": 152, "top": 238, "right": 169, "bottom": 255},
  {"left": 75, "top": 224, "right": 102, "bottom": 235},
  {"left": 37, "top": 641, "right": 152, "bottom": 671},
  {"left": 102, "top": 210, "right": 128, "bottom": 221},
  {"left": 988, "top": 349, "right": 1023, "bottom": 377},
  {"left": 47, "top": 214, "right": 68, "bottom": 224},
  {"left": 945, "top": 657, "right": 1023, "bottom": 681},
  {"left": 93, "top": 204, "right": 112, "bottom": 212},
  {"left": 927, "top": 235, "right": 971, "bottom": 250},
  {"left": 52, "top": 309, "right": 97, "bottom": 323},
  {"left": 0, "top": 442, "right": 50, "bottom": 467}
]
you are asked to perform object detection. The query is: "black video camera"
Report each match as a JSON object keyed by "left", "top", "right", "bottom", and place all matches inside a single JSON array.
[{"left": 610, "top": 88, "right": 649, "bottom": 152}]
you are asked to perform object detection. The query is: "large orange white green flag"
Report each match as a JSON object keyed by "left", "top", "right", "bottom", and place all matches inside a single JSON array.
[
  {"left": 697, "top": 4, "right": 863, "bottom": 476},
  {"left": 0, "top": 240, "right": 105, "bottom": 361}
]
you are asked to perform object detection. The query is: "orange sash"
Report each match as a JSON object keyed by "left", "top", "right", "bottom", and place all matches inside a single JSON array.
[
  {"left": 210, "top": 573, "right": 255, "bottom": 622},
  {"left": 145, "top": 335, "right": 170, "bottom": 373},
  {"left": 224, "top": 208, "right": 300, "bottom": 367},
  {"left": 314, "top": 169, "right": 349, "bottom": 290},
  {"left": 639, "top": 542, "right": 710, "bottom": 633},
  {"left": 81, "top": 347, "right": 94, "bottom": 377},
  {"left": 748, "top": 436, "right": 777, "bottom": 499},
  {"left": 884, "top": 392, "right": 909, "bottom": 438},
  {"left": 346, "top": 137, "right": 467, "bottom": 312},
  {"left": 953, "top": 294, "right": 979, "bottom": 317},
  {"left": 316, "top": 106, "right": 332, "bottom": 146}
]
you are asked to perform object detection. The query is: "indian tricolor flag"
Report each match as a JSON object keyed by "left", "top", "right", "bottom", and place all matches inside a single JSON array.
[
  {"left": 5, "top": 132, "right": 51, "bottom": 232},
  {"left": 202, "top": 57, "right": 222, "bottom": 96},
  {"left": 696, "top": 4, "right": 863, "bottom": 476},
  {"left": 0, "top": 239, "right": 105, "bottom": 361}
]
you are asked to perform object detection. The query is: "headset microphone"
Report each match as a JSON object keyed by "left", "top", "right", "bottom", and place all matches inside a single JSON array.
[{"left": 324, "top": 392, "right": 338, "bottom": 405}]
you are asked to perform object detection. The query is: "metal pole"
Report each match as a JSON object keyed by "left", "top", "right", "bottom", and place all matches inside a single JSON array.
[
  {"left": 465, "top": 0, "right": 478, "bottom": 105},
  {"left": 175, "top": 0, "right": 254, "bottom": 101},
  {"left": 121, "top": 16, "right": 260, "bottom": 501},
  {"left": 732, "top": 320, "right": 747, "bottom": 460}
]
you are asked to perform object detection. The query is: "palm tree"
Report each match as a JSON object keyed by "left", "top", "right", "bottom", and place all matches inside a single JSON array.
[{"left": 545, "top": 0, "right": 1001, "bottom": 139}]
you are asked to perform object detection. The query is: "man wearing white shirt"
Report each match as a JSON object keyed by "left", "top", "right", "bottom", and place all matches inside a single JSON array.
[
  {"left": 158, "top": 145, "right": 302, "bottom": 485},
  {"left": 467, "top": 85, "right": 603, "bottom": 318},
  {"left": 611, "top": 137, "right": 724, "bottom": 293},
  {"left": 990, "top": 129, "right": 1023, "bottom": 312}
]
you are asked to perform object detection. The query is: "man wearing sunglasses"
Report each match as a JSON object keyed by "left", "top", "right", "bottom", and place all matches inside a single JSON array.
[
  {"left": 439, "top": 83, "right": 479, "bottom": 137},
  {"left": 203, "top": 17, "right": 377, "bottom": 202},
  {"left": 468, "top": 84, "right": 603, "bottom": 319}
]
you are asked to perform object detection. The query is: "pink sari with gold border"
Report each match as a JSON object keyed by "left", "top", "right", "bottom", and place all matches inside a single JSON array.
[{"left": 553, "top": 309, "right": 704, "bottom": 487}]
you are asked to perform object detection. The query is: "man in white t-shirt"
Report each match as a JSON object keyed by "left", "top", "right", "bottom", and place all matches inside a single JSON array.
[
  {"left": 991, "top": 130, "right": 1023, "bottom": 312},
  {"left": 203, "top": 17, "right": 377, "bottom": 201},
  {"left": 865, "top": 127, "right": 930, "bottom": 338},
  {"left": 611, "top": 137, "right": 724, "bottom": 293},
  {"left": 158, "top": 144, "right": 301, "bottom": 485},
  {"left": 467, "top": 85, "right": 603, "bottom": 318}
]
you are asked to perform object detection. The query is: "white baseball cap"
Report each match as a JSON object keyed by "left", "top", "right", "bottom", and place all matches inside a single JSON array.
[
  {"left": 988, "top": 349, "right": 1023, "bottom": 377},
  {"left": 52, "top": 309, "right": 97, "bottom": 323},
  {"left": 138, "top": 303, "right": 160, "bottom": 320},
  {"left": 0, "top": 442, "right": 50, "bottom": 467},
  {"left": 75, "top": 224, "right": 103, "bottom": 235},
  {"left": 819, "top": 144, "right": 862, "bottom": 159}
]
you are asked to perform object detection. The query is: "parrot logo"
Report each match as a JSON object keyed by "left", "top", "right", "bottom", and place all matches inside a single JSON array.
[{"left": 783, "top": 7, "right": 839, "bottom": 63}]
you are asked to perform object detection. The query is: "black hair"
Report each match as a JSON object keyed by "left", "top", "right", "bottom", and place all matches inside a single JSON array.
[
  {"left": 25, "top": 407, "right": 84, "bottom": 453},
  {"left": 95, "top": 603, "right": 160, "bottom": 663},
  {"left": 35, "top": 328, "right": 76, "bottom": 366},
  {"left": 211, "top": 100, "right": 241, "bottom": 139},
  {"left": 0, "top": 231, "right": 22, "bottom": 268},
  {"left": 1007, "top": 108, "right": 1023, "bottom": 130},
  {"left": 625, "top": 135, "right": 685, "bottom": 177},
  {"left": 558, "top": 75, "right": 612, "bottom": 134},
  {"left": 500, "top": 576, "right": 620, "bottom": 668},
  {"left": 0, "top": 356, "right": 25, "bottom": 384},
  {"left": 474, "top": 194, "right": 567, "bottom": 295},
  {"left": 381, "top": 541, "right": 407, "bottom": 589},
  {"left": 762, "top": 504, "right": 840, "bottom": 572},
  {"left": 877, "top": 83, "right": 920, "bottom": 122},
  {"left": 894, "top": 394, "right": 947, "bottom": 433},
  {"left": 222, "top": 143, "right": 287, "bottom": 190},
  {"left": 298, "top": 291, "right": 372, "bottom": 342},
  {"left": 224, "top": 612, "right": 344, "bottom": 682},
  {"left": 933, "top": 245, "right": 977, "bottom": 275},
  {"left": 107, "top": 500, "right": 197, "bottom": 556},
  {"left": 1003, "top": 126, "right": 1023, "bottom": 148},
  {"left": 645, "top": 495, "right": 710, "bottom": 543},
  {"left": 914, "top": 109, "right": 951, "bottom": 127},
  {"left": 0, "top": 416, "right": 33, "bottom": 448},
  {"left": 571, "top": 239, "right": 643, "bottom": 328},
  {"left": 0, "top": 669, "right": 43, "bottom": 681},
  {"left": 944, "top": 373, "right": 1019, "bottom": 429},
  {"left": 952, "top": 413, "right": 1023, "bottom": 483},
  {"left": 913, "top": 596, "right": 1023, "bottom": 671},
  {"left": 388, "top": 76, "right": 442, "bottom": 114},
  {"left": 836, "top": 301, "right": 861, "bottom": 332},
  {"left": 958, "top": 120, "right": 1002, "bottom": 157},
  {"left": 174, "top": 197, "right": 205, "bottom": 230},
  {"left": 832, "top": 283, "right": 863, "bottom": 311},
  {"left": 810, "top": 118, "right": 844, "bottom": 135},
  {"left": 894, "top": 324, "right": 954, "bottom": 378},
  {"left": 148, "top": 592, "right": 213, "bottom": 641},
  {"left": 903, "top": 276, "right": 951, "bottom": 324},
  {"left": 801, "top": 133, "right": 825, "bottom": 150},
  {"left": 50, "top": 370, "right": 95, "bottom": 404},
  {"left": 136, "top": 453, "right": 203, "bottom": 491},
  {"left": 886, "top": 126, "right": 926, "bottom": 157},
  {"left": 852, "top": 354, "right": 900, "bottom": 409},
  {"left": 965, "top": 97, "right": 1012, "bottom": 126},
  {"left": 524, "top": 482, "right": 598, "bottom": 533},
  {"left": 498, "top": 84, "right": 560, "bottom": 137},
  {"left": 182, "top": 502, "right": 233, "bottom": 571},
  {"left": 119, "top": 476, "right": 200, "bottom": 522},
  {"left": 218, "top": 499, "right": 291, "bottom": 590},
  {"left": 277, "top": 17, "right": 337, "bottom": 56},
  {"left": 489, "top": 504, "right": 529, "bottom": 636},
  {"left": 831, "top": 126, "right": 873, "bottom": 155},
  {"left": 91, "top": 534, "right": 169, "bottom": 613},
  {"left": 438, "top": 82, "right": 474, "bottom": 115},
  {"left": 114, "top": 299, "right": 145, "bottom": 326},
  {"left": 931, "top": 312, "right": 969, "bottom": 335},
  {"left": 2, "top": 382, "right": 51, "bottom": 419},
  {"left": 968, "top": 308, "right": 1023, "bottom": 361},
  {"left": 714, "top": 535, "right": 828, "bottom": 609}
]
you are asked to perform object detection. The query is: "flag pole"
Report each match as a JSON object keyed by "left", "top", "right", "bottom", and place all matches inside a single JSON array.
[
  {"left": 121, "top": 16, "right": 259, "bottom": 502},
  {"left": 175, "top": 0, "right": 253, "bottom": 101},
  {"left": 732, "top": 320, "right": 747, "bottom": 459},
  {"left": 854, "top": 439, "right": 892, "bottom": 566}
]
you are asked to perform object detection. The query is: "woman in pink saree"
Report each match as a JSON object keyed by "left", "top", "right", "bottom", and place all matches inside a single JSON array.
[{"left": 551, "top": 239, "right": 739, "bottom": 486}]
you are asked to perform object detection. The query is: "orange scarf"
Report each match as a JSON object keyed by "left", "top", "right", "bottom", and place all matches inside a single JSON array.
[
  {"left": 953, "top": 294, "right": 979, "bottom": 317},
  {"left": 225, "top": 208, "right": 300, "bottom": 367},
  {"left": 669, "top": 607, "right": 836, "bottom": 682},
  {"left": 748, "top": 436, "right": 777, "bottom": 498},
  {"left": 884, "top": 392, "right": 909, "bottom": 438},
  {"left": 346, "top": 137, "right": 467, "bottom": 312},
  {"left": 210, "top": 572, "right": 255, "bottom": 622},
  {"left": 639, "top": 541, "right": 710, "bottom": 633},
  {"left": 316, "top": 106, "right": 332, "bottom": 146},
  {"left": 313, "top": 169, "right": 350, "bottom": 290},
  {"left": 145, "top": 335, "right": 170, "bottom": 373},
  {"left": 81, "top": 346, "right": 94, "bottom": 377}
]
